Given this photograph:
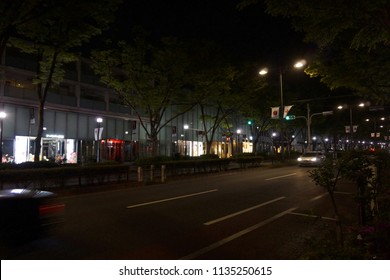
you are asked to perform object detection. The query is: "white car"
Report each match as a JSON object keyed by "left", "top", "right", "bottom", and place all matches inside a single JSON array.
[{"left": 297, "top": 151, "right": 326, "bottom": 166}]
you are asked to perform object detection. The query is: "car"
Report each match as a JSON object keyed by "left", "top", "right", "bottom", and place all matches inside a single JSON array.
[
  {"left": 0, "top": 188, "right": 65, "bottom": 240},
  {"left": 297, "top": 151, "right": 326, "bottom": 166}
]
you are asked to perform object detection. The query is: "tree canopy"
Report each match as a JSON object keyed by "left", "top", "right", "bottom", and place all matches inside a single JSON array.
[
  {"left": 5, "top": 0, "right": 121, "bottom": 161},
  {"left": 91, "top": 35, "right": 196, "bottom": 156},
  {"left": 240, "top": 0, "right": 390, "bottom": 103}
]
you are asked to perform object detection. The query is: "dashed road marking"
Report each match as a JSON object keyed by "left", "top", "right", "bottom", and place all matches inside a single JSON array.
[
  {"left": 126, "top": 189, "right": 218, "bottom": 209},
  {"left": 180, "top": 207, "right": 297, "bottom": 260},
  {"left": 204, "top": 196, "right": 286, "bottom": 225},
  {"left": 265, "top": 173, "right": 297, "bottom": 181}
]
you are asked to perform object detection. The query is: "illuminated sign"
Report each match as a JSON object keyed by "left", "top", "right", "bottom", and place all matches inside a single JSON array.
[{"left": 46, "top": 134, "right": 64, "bottom": 139}]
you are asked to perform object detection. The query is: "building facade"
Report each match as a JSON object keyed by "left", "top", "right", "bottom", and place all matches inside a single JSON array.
[{"left": 1, "top": 47, "right": 256, "bottom": 164}]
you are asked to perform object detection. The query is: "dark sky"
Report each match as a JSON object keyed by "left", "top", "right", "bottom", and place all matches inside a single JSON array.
[
  {"left": 101, "top": 0, "right": 347, "bottom": 111},
  {"left": 111, "top": 0, "right": 310, "bottom": 65}
]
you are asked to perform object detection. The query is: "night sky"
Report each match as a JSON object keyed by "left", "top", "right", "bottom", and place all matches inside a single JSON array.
[
  {"left": 110, "top": 0, "right": 310, "bottom": 65},
  {"left": 101, "top": 0, "right": 341, "bottom": 109}
]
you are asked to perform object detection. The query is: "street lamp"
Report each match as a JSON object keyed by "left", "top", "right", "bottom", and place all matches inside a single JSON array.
[
  {"left": 0, "top": 111, "right": 6, "bottom": 162},
  {"left": 184, "top": 124, "right": 205, "bottom": 156},
  {"left": 183, "top": 124, "right": 189, "bottom": 156},
  {"left": 96, "top": 117, "right": 103, "bottom": 162},
  {"left": 295, "top": 105, "right": 333, "bottom": 151},
  {"left": 337, "top": 102, "right": 365, "bottom": 149},
  {"left": 259, "top": 59, "right": 306, "bottom": 160},
  {"left": 236, "top": 129, "right": 242, "bottom": 154},
  {"left": 297, "top": 104, "right": 333, "bottom": 151}
]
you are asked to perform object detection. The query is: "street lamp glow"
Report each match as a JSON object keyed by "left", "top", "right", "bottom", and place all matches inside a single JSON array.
[
  {"left": 0, "top": 111, "right": 6, "bottom": 161},
  {"left": 259, "top": 59, "right": 306, "bottom": 158},
  {"left": 259, "top": 68, "right": 268, "bottom": 76},
  {"left": 96, "top": 117, "right": 103, "bottom": 163},
  {"left": 184, "top": 124, "right": 189, "bottom": 130},
  {"left": 236, "top": 129, "right": 241, "bottom": 134},
  {"left": 358, "top": 103, "right": 365, "bottom": 107},
  {"left": 293, "top": 60, "right": 306, "bottom": 69}
]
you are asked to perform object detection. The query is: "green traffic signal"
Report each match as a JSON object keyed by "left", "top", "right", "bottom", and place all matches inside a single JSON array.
[
  {"left": 285, "top": 115, "right": 296, "bottom": 120},
  {"left": 247, "top": 120, "right": 252, "bottom": 125}
]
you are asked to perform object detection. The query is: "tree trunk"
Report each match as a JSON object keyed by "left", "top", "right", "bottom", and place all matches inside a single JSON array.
[
  {"left": 150, "top": 131, "right": 159, "bottom": 157},
  {"left": 33, "top": 49, "right": 59, "bottom": 162},
  {"left": 252, "top": 138, "right": 259, "bottom": 154},
  {"left": 329, "top": 191, "right": 344, "bottom": 247},
  {"left": 33, "top": 97, "right": 45, "bottom": 162}
]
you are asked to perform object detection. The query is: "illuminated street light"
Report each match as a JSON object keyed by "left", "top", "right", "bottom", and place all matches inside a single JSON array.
[
  {"left": 337, "top": 103, "right": 364, "bottom": 133},
  {"left": 259, "top": 68, "right": 268, "bottom": 76},
  {"left": 96, "top": 117, "right": 103, "bottom": 162},
  {"left": 337, "top": 103, "right": 366, "bottom": 149},
  {"left": 0, "top": 111, "right": 6, "bottom": 162},
  {"left": 183, "top": 124, "right": 205, "bottom": 156},
  {"left": 293, "top": 60, "right": 307, "bottom": 69},
  {"left": 259, "top": 60, "right": 306, "bottom": 160},
  {"left": 236, "top": 129, "right": 242, "bottom": 154}
]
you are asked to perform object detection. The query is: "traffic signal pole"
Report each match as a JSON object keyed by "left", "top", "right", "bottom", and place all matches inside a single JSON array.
[{"left": 295, "top": 104, "right": 333, "bottom": 151}]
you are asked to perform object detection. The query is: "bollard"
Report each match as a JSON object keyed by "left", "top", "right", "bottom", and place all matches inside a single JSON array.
[
  {"left": 137, "top": 166, "right": 143, "bottom": 182},
  {"left": 161, "top": 165, "right": 166, "bottom": 183},
  {"left": 150, "top": 165, "right": 154, "bottom": 182}
]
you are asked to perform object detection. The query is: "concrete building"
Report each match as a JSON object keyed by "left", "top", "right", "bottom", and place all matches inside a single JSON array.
[{"left": 1, "top": 47, "right": 255, "bottom": 164}]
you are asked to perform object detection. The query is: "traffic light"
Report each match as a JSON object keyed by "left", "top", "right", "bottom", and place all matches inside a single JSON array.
[
  {"left": 247, "top": 119, "right": 253, "bottom": 125},
  {"left": 285, "top": 115, "right": 296, "bottom": 120}
]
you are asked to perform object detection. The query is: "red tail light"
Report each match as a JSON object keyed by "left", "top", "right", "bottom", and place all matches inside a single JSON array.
[{"left": 39, "top": 203, "right": 65, "bottom": 216}]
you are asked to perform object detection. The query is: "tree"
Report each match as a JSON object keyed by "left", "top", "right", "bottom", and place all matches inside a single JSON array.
[
  {"left": 266, "top": 1, "right": 389, "bottom": 48},
  {"left": 239, "top": 0, "right": 390, "bottom": 102},
  {"left": 238, "top": 66, "right": 274, "bottom": 154},
  {"left": 305, "top": 44, "right": 390, "bottom": 104},
  {"left": 187, "top": 42, "right": 264, "bottom": 155},
  {"left": 92, "top": 36, "right": 195, "bottom": 156},
  {"left": 190, "top": 62, "right": 238, "bottom": 155},
  {"left": 190, "top": 41, "right": 238, "bottom": 154},
  {"left": 0, "top": 0, "right": 48, "bottom": 60},
  {"left": 309, "top": 157, "right": 344, "bottom": 247},
  {"left": 10, "top": 0, "right": 120, "bottom": 162}
]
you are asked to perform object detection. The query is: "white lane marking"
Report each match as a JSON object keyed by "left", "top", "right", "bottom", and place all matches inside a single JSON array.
[
  {"left": 311, "top": 191, "right": 352, "bottom": 202},
  {"left": 180, "top": 207, "right": 297, "bottom": 260},
  {"left": 311, "top": 193, "right": 328, "bottom": 201},
  {"left": 265, "top": 173, "right": 297, "bottom": 181},
  {"left": 204, "top": 196, "right": 286, "bottom": 226},
  {"left": 289, "top": 211, "right": 337, "bottom": 221},
  {"left": 126, "top": 189, "right": 218, "bottom": 209}
]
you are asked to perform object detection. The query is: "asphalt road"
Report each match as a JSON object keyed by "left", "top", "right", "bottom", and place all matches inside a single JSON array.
[{"left": 1, "top": 165, "right": 357, "bottom": 260}]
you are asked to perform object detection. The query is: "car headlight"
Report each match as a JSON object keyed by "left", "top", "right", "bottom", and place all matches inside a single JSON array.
[
  {"left": 297, "top": 158, "right": 302, "bottom": 161},
  {"left": 311, "top": 158, "right": 317, "bottom": 162}
]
